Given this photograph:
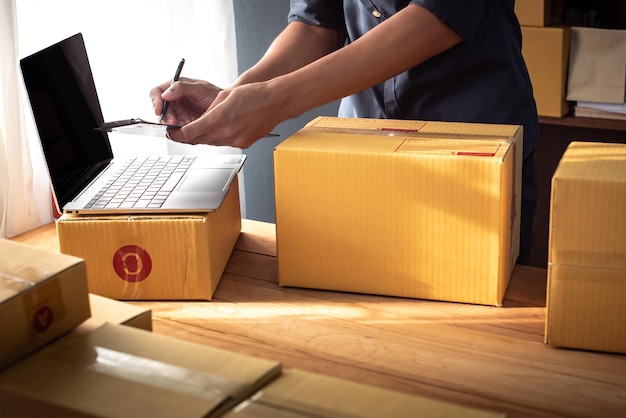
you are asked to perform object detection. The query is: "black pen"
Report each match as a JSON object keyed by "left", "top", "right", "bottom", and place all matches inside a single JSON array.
[{"left": 159, "top": 58, "right": 185, "bottom": 123}]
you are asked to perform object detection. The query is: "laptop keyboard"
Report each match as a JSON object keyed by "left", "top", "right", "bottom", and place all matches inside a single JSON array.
[{"left": 85, "top": 156, "right": 196, "bottom": 209}]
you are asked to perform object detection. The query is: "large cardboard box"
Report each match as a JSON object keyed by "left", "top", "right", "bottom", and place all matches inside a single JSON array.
[
  {"left": 546, "top": 141, "right": 626, "bottom": 354},
  {"left": 521, "top": 25, "right": 572, "bottom": 117},
  {"left": 225, "top": 369, "right": 505, "bottom": 418},
  {"left": 515, "top": 0, "right": 563, "bottom": 27},
  {"left": 73, "top": 294, "right": 153, "bottom": 334},
  {"left": 56, "top": 178, "right": 242, "bottom": 300},
  {"left": 0, "top": 323, "right": 282, "bottom": 418},
  {"left": 0, "top": 239, "right": 90, "bottom": 370},
  {"left": 274, "top": 117, "right": 522, "bottom": 306},
  {"left": 566, "top": 27, "right": 626, "bottom": 104}
]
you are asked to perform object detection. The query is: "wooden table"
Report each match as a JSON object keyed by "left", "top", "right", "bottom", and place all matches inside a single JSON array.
[{"left": 11, "top": 220, "right": 626, "bottom": 418}]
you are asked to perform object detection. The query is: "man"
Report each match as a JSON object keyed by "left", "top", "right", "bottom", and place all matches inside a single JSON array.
[{"left": 151, "top": 0, "right": 539, "bottom": 264}]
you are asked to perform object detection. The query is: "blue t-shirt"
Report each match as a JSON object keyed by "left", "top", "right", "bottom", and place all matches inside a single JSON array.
[{"left": 288, "top": 0, "right": 540, "bottom": 158}]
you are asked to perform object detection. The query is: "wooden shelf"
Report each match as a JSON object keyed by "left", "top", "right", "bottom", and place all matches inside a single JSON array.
[{"left": 539, "top": 114, "right": 626, "bottom": 132}]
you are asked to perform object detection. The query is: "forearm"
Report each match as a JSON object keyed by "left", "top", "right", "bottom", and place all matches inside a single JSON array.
[
  {"left": 269, "top": 4, "right": 462, "bottom": 120},
  {"left": 232, "top": 22, "right": 346, "bottom": 87}
]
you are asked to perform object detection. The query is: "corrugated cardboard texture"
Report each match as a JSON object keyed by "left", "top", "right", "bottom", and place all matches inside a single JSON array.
[
  {"left": 0, "top": 323, "right": 282, "bottom": 418},
  {"left": 515, "top": 0, "right": 563, "bottom": 27},
  {"left": 0, "top": 240, "right": 90, "bottom": 370},
  {"left": 73, "top": 294, "right": 153, "bottom": 335},
  {"left": 56, "top": 179, "right": 241, "bottom": 300},
  {"left": 275, "top": 117, "right": 522, "bottom": 306},
  {"left": 521, "top": 26, "right": 571, "bottom": 117},
  {"left": 546, "top": 142, "right": 626, "bottom": 353},
  {"left": 224, "top": 369, "right": 506, "bottom": 418},
  {"left": 547, "top": 265, "right": 626, "bottom": 353}
]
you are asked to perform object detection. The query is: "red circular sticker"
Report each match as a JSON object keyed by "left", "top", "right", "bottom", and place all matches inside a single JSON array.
[
  {"left": 112, "top": 245, "right": 153, "bottom": 282},
  {"left": 33, "top": 306, "right": 54, "bottom": 332}
]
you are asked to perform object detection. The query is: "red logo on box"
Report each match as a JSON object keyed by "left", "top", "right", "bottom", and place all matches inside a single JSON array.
[
  {"left": 33, "top": 306, "right": 54, "bottom": 332},
  {"left": 112, "top": 245, "right": 153, "bottom": 282}
]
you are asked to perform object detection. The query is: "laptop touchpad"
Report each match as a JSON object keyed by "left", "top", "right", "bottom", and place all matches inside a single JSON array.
[{"left": 177, "top": 169, "right": 233, "bottom": 192}]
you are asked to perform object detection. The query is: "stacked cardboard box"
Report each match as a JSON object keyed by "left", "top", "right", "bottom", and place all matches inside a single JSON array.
[
  {"left": 74, "top": 293, "right": 152, "bottom": 334},
  {"left": 0, "top": 239, "right": 283, "bottom": 418},
  {"left": 274, "top": 117, "right": 522, "bottom": 306},
  {"left": 56, "top": 177, "right": 242, "bottom": 301},
  {"left": 516, "top": 0, "right": 571, "bottom": 117},
  {"left": 1, "top": 238, "right": 154, "bottom": 366},
  {"left": 0, "top": 323, "right": 282, "bottom": 418},
  {"left": 515, "top": 0, "right": 563, "bottom": 27},
  {"left": 0, "top": 239, "right": 91, "bottom": 370},
  {"left": 546, "top": 141, "right": 626, "bottom": 354}
]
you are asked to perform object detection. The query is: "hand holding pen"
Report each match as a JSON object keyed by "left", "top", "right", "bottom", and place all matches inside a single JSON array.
[
  {"left": 159, "top": 58, "right": 185, "bottom": 123},
  {"left": 150, "top": 59, "right": 279, "bottom": 144}
]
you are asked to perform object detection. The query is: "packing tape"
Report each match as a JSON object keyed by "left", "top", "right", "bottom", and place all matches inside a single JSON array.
[
  {"left": 306, "top": 126, "right": 514, "bottom": 140},
  {"left": 305, "top": 117, "right": 513, "bottom": 139},
  {"left": 231, "top": 391, "right": 362, "bottom": 418},
  {"left": 308, "top": 116, "right": 427, "bottom": 133},
  {"left": 88, "top": 345, "right": 240, "bottom": 402},
  {"left": 0, "top": 272, "right": 37, "bottom": 293}
]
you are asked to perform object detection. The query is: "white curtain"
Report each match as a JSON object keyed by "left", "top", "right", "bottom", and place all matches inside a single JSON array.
[
  {"left": 0, "top": 0, "right": 239, "bottom": 238},
  {"left": 0, "top": 0, "right": 44, "bottom": 238}
]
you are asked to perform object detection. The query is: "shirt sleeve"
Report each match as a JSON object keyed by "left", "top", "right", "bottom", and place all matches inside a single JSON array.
[
  {"left": 288, "top": 0, "right": 346, "bottom": 29},
  {"left": 410, "top": 0, "right": 485, "bottom": 43}
]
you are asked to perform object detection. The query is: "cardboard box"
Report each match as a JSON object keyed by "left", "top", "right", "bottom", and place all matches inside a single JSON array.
[
  {"left": 274, "top": 117, "right": 522, "bottom": 306},
  {"left": 57, "top": 178, "right": 242, "bottom": 300},
  {"left": 546, "top": 141, "right": 626, "bottom": 354},
  {"left": 521, "top": 25, "right": 572, "bottom": 117},
  {"left": 73, "top": 294, "right": 153, "bottom": 334},
  {"left": 0, "top": 239, "right": 90, "bottom": 370},
  {"left": 566, "top": 27, "right": 626, "bottom": 104},
  {"left": 0, "top": 323, "right": 282, "bottom": 418},
  {"left": 224, "top": 369, "right": 505, "bottom": 418},
  {"left": 515, "top": 0, "right": 563, "bottom": 27}
]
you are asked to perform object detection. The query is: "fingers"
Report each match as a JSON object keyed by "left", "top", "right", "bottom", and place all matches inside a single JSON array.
[
  {"left": 156, "top": 79, "right": 274, "bottom": 148},
  {"left": 149, "top": 86, "right": 165, "bottom": 117},
  {"left": 165, "top": 117, "right": 268, "bottom": 149},
  {"left": 165, "top": 118, "right": 205, "bottom": 145},
  {"left": 150, "top": 79, "right": 183, "bottom": 117},
  {"left": 165, "top": 116, "right": 224, "bottom": 146}
]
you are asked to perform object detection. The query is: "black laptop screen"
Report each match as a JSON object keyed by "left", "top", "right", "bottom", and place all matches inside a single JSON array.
[{"left": 20, "top": 33, "right": 113, "bottom": 208}]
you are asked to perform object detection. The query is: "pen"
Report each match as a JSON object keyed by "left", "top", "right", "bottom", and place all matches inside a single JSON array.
[{"left": 159, "top": 58, "right": 185, "bottom": 123}]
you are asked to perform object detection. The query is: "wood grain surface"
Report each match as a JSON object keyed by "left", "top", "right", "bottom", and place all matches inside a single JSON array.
[{"left": 10, "top": 220, "right": 626, "bottom": 418}]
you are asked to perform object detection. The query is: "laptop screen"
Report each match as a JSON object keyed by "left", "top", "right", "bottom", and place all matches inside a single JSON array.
[{"left": 20, "top": 33, "right": 113, "bottom": 209}]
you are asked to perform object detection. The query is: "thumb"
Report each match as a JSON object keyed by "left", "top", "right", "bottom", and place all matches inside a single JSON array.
[{"left": 162, "top": 81, "right": 183, "bottom": 101}]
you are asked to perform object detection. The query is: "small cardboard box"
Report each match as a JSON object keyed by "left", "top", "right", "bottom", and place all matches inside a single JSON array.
[
  {"left": 521, "top": 25, "right": 572, "bottom": 117},
  {"left": 546, "top": 141, "right": 626, "bottom": 354},
  {"left": 73, "top": 294, "right": 153, "bottom": 334},
  {"left": 56, "top": 178, "right": 242, "bottom": 300},
  {"left": 566, "top": 27, "right": 626, "bottom": 104},
  {"left": 0, "top": 323, "right": 282, "bottom": 418},
  {"left": 515, "top": 0, "right": 563, "bottom": 27},
  {"left": 0, "top": 239, "right": 90, "bottom": 370},
  {"left": 224, "top": 369, "right": 506, "bottom": 418},
  {"left": 274, "top": 117, "right": 522, "bottom": 306}
]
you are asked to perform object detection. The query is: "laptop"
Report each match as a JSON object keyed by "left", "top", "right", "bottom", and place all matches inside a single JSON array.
[{"left": 20, "top": 33, "right": 246, "bottom": 215}]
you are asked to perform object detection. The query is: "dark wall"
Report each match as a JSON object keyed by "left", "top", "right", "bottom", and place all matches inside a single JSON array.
[
  {"left": 233, "top": 0, "right": 340, "bottom": 222},
  {"left": 563, "top": 0, "right": 626, "bottom": 28}
]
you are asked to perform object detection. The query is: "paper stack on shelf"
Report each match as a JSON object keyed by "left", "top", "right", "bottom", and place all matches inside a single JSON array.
[
  {"left": 566, "top": 26, "right": 626, "bottom": 121},
  {"left": 574, "top": 101, "right": 626, "bottom": 121}
]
